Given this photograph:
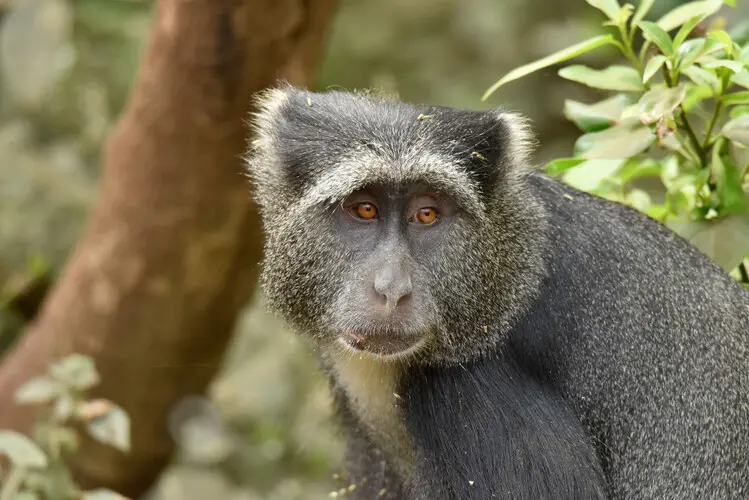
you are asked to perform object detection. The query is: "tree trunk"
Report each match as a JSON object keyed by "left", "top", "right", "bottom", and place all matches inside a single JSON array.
[{"left": 0, "top": 0, "right": 338, "bottom": 496}]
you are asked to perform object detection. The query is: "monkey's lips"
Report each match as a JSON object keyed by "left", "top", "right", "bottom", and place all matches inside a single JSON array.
[{"left": 340, "top": 329, "right": 423, "bottom": 357}]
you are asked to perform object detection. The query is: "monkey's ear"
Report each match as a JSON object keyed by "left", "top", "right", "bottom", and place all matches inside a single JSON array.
[
  {"left": 491, "top": 108, "right": 537, "bottom": 172},
  {"left": 243, "top": 83, "right": 307, "bottom": 206},
  {"left": 456, "top": 108, "right": 537, "bottom": 192},
  {"left": 247, "top": 83, "right": 302, "bottom": 152}
]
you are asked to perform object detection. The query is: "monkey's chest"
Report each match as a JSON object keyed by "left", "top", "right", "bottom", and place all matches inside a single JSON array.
[{"left": 332, "top": 354, "right": 413, "bottom": 472}]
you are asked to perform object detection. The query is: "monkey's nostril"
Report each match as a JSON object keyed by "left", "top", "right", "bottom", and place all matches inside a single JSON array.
[
  {"left": 373, "top": 264, "right": 412, "bottom": 310},
  {"left": 390, "top": 289, "right": 412, "bottom": 308},
  {"left": 372, "top": 284, "right": 412, "bottom": 311}
]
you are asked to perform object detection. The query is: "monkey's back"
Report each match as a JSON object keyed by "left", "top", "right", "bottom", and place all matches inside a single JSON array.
[{"left": 514, "top": 174, "right": 749, "bottom": 499}]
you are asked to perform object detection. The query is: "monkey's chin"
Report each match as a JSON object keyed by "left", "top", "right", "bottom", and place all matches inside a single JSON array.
[{"left": 338, "top": 329, "right": 424, "bottom": 359}]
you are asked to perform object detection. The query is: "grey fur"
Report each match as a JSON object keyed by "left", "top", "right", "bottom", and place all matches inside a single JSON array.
[
  {"left": 244, "top": 85, "right": 749, "bottom": 499},
  {"left": 246, "top": 84, "right": 544, "bottom": 362}
]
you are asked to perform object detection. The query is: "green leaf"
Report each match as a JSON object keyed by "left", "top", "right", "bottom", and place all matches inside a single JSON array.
[
  {"left": 619, "top": 103, "right": 643, "bottom": 121},
  {"left": 609, "top": 4, "right": 634, "bottom": 27},
  {"left": 49, "top": 354, "right": 100, "bottom": 391},
  {"left": 562, "top": 159, "right": 626, "bottom": 192},
  {"left": 564, "top": 101, "right": 615, "bottom": 132},
  {"left": 14, "top": 376, "right": 60, "bottom": 405},
  {"left": 660, "top": 133, "right": 689, "bottom": 157},
  {"left": 700, "top": 59, "right": 747, "bottom": 73},
  {"left": 643, "top": 55, "right": 668, "bottom": 83},
  {"left": 700, "top": 37, "right": 728, "bottom": 58},
  {"left": 53, "top": 392, "right": 76, "bottom": 421},
  {"left": 712, "top": 139, "right": 747, "bottom": 215},
  {"left": 694, "top": 167, "right": 713, "bottom": 193},
  {"left": 673, "top": 16, "right": 704, "bottom": 49},
  {"left": 664, "top": 166, "right": 712, "bottom": 214},
  {"left": 626, "top": 189, "right": 652, "bottom": 212},
  {"left": 86, "top": 404, "right": 131, "bottom": 453},
  {"left": 647, "top": 203, "right": 669, "bottom": 219},
  {"left": 660, "top": 155, "right": 683, "bottom": 188},
  {"left": 586, "top": 0, "right": 622, "bottom": 20},
  {"left": 591, "top": 93, "right": 633, "bottom": 115},
  {"left": 731, "top": 69, "right": 749, "bottom": 89},
  {"left": 482, "top": 35, "right": 617, "bottom": 99},
  {"left": 683, "top": 83, "right": 715, "bottom": 110},
  {"left": 668, "top": 212, "right": 749, "bottom": 272},
  {"left": 47, "top": 426, "right": 79, "bottom": 456},
  {"left": 707, "top": 30, "right": 734, "bottom": 56},
  {"left": 544, "top": 158, "right": 588, "bottom": 176},
  {"left": 657, "top": 0, "right": 723, "bottom": 32},
  {"left": 632, "top": 0, "right": 656, "bottom": 27},
  {"left": 558, "top": 65, "right": 644, "bottom": 92},
  {"left": 617, "top": 158, "right": 664, "bottom": 182},
  {"left": 575, "top": 125, "right": 655, "bottom": 159},
  {"left": 730, "top": 105, "right": 749, "bottom": 118},
  {"left": 722, "top": 91, "right": 749, "bottom": 105},
  {"left": 0, "top": 430, "right": 48, "bottom": 468},
  {"left": 682, "top": 65, "right": 720, "bottom": 89},
  {"left": 740, "top": 44, "right": 749, "bottom": 63},
  {"left": 675, "top": 38, "right": 711, "bottom": 70},
  {"left": 638, "top": 85, "right": 687, "bottom": 123},
  {"left": 638, "top": 21, "right": 674, "bottom": 56},
  {"left": 721, "top": 114, "right": 749, "bottom": 147},
  {"left": 563, "top": 94, "right": 631, "bottom": 132}
]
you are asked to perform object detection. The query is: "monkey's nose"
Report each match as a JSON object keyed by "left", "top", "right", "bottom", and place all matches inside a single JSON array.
[{"left": 373, "top": 266, "right": 412, "bottom": 311}]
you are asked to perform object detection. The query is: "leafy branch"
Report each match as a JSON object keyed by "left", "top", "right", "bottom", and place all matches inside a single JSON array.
[
  {"left": 484, "top": 0, "right": 749, "bottom": 285},
  {"left": 0, "top": 354, "right": 131, "bottom": 500}
]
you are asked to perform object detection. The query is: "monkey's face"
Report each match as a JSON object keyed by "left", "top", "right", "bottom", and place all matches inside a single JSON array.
[
  {"left": 246, "top": 86, "right": 545, "bottom": 363},
  {"left": 325, "top": 184, "right": 456, "bottom": 358},
  {"left": 258, "top": 181, "right": 502, "bottom": 363}
]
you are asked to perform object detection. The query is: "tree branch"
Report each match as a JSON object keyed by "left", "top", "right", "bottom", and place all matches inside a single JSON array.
[{"left": 0, "top": 0, "right": 338, "bottom": 496}]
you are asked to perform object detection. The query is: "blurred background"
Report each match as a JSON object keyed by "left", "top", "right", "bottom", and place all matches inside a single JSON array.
[{"left": 0, "top": 1, "right": 747, "bottom": 499}]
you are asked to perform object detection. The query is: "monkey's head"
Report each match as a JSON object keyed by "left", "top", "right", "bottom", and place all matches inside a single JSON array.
[{"left": 244, "top": 86, "right": 547, "bottom": 365}]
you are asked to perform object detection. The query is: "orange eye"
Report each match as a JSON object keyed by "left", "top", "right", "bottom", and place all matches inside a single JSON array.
[
  {"left": 415, "top": 207, "right": 438, "bottom": 224},
  {"left": 354, "top": 202, "right": 378, "bottom": 220}
]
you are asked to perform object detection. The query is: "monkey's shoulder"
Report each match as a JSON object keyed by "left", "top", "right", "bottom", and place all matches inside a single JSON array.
[{"left": 529, "top": 173, "right": 748, "bottom": 292}]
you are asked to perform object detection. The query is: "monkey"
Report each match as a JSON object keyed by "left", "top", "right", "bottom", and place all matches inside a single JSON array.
[{"left": 243, "top": 84, "right": 749, "bottom": 499}]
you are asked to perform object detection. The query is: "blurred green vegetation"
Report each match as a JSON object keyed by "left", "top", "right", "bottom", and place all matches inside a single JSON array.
[{"left": 1, "top": 0, "right": 747, "bottom": 498}]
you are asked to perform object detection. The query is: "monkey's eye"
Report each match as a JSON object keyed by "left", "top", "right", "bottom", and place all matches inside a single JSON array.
[
  {"left": 351, "top": 202, "right": 378, "bottom": 221},
  {"left": 411, "top": 207, "right": 439, "bottom": 225}
]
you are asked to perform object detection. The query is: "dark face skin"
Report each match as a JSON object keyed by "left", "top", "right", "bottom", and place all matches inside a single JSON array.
[{"left": 329, "top": 183, "right": 458, "bottom": 358}]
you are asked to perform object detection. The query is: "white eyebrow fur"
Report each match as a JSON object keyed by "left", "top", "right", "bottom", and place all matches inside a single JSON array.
[{"left": 297, "top": 147, "right": 487, "bottom": 219}]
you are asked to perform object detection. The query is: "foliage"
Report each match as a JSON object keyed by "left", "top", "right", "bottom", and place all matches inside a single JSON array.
[
  {"left": 486, "top": 0, "right": 749, "bottom": 287},
  {"left": 0, "top": 353, "right": 131, "bottom": 500}
]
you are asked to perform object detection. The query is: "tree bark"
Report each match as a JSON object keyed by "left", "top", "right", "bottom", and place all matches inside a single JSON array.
[{"left": 0, "top": 0, "right": 338, "bottom": 496}]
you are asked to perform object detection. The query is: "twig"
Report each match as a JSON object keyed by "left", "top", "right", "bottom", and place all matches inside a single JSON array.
[
  {"left": 702, "top": 102, "right": 723, "bottom": 149},
  {"left": 680, "top": 113, "right": 707, "bottom": 166},
  {"left": 703, "top": 73, "right": 731, "bottom": 149},
  {"left": 617, "top": 26, "right": 643, "bottom": 73},
  {"left": 662, "top": 67, "right": 707, "bottom": 166}
]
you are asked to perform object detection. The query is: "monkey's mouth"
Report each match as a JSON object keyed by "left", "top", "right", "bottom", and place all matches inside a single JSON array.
[{"left": 340, "top": 329, "right": 423, "bottom": 357}]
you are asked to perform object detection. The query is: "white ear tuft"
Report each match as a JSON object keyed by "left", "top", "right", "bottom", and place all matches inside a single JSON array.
[
  {"left": 248, "top": 83, "right": 298, "bottom": 149},
  {"left": 495, "top": 110, "right": 538, "bottom": 172},
  {"left": 243, "top": 84, "right": 301, "bottom": 209}
]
